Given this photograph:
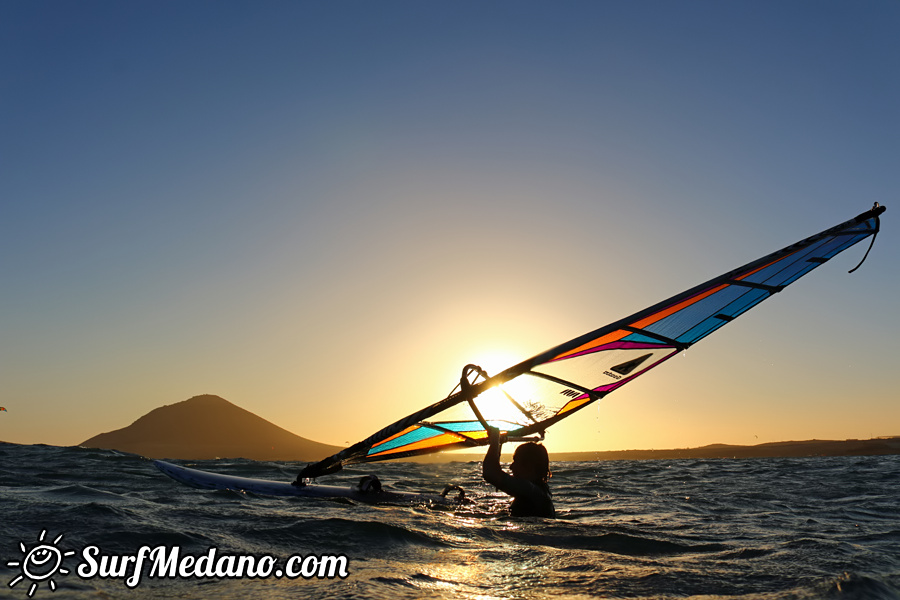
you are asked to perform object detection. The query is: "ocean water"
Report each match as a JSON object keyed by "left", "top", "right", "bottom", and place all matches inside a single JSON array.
[{"left": 1, "top": 443, "right": 898, "bottom": 600}]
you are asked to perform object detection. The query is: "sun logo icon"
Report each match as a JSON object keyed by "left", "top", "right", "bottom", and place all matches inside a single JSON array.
[{"left": 6, "top": 530, "right": 76, "bottom": 597}]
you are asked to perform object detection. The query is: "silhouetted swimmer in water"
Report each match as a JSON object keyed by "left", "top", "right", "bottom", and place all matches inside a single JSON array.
[{"left": 482, "top": 427, "right": 555, "bottom": 518}]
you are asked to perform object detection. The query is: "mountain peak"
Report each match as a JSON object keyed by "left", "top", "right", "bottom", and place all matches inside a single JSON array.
[{"left": 81, "top": 395, "right": 343, "bottom": 461}]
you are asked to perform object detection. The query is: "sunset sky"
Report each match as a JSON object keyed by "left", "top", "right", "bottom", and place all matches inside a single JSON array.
[{"left": 2, "top": 1, "right": 897, "bottom": 454}]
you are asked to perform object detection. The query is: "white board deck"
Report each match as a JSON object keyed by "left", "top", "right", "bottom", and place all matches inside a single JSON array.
[{"left": 153, "top": 460, "right": 459, "bottom": 505}]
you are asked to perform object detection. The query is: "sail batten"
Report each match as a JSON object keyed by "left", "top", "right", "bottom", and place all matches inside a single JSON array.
[{"left": 296, "top": 205, "right": 885, "bottom": 480}]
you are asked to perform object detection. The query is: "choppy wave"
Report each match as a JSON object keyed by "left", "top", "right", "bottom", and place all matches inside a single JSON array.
[{"left": 1, "top": 443, "right": 898, "bottom": 599}]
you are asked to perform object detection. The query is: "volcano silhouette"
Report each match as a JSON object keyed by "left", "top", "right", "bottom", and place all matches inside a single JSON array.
[{"left": 80, "top": 394, "right": 343, "bottom": 461}]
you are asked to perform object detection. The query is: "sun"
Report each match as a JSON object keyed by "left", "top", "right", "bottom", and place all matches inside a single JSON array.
[
  {"left": 466, "top": 349, "right": 522, "bottom": 378},
  {"left": 6, "top": 530, "right": 76, "bottom": 597}
]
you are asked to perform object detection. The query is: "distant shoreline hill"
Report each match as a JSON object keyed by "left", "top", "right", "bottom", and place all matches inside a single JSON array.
[
  {"left": 80, "top": 395, "right": 343, "bottom": 461},
  {"left": 550, "top": 437, "right": 900, "bottom": 462}
]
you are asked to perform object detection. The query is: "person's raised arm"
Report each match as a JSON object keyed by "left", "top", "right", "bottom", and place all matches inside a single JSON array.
[{"left": 482, "top": 426, "right": 507, "bottom": 486}]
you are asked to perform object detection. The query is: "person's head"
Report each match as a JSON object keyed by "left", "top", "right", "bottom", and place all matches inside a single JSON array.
[{"left": 510, "top": 442, "right": 551, "bottom": 483}]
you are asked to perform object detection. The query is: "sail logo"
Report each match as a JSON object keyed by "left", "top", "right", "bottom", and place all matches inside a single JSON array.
[
  {"left": 6, "top": 531, "right": 349, "bottom": 596},
  {"left": 609, "top": 353, "right": 652, "bottom": 376}
]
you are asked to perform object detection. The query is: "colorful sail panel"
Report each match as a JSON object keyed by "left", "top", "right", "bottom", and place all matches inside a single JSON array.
[
  {"left": 297, "top": 205, "right": 884, "bottom": 480},
  {"left": 365, "top": 419, "right": 522, "bottom": 458}
]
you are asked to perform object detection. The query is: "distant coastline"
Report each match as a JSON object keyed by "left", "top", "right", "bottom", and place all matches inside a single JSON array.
[
  {"left": 1, "top": 436, "right": 898, "bottom": 463},
  {"left": 550, "top": 436, "right": 900, "bottom": 462},
  {"left": 7, "top": 394, "right": 898, "bottom": 463},
  {"left": 414, "top": 436, "right": 900, "bottom": 463}
]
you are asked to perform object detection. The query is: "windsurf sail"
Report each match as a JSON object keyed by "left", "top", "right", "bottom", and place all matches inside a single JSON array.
[{"left": 297, "top": 204, "right": 885, "bottom": 480}]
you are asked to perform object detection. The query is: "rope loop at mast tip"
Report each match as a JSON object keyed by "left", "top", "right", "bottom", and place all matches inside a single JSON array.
[{"left": 848, "top": 202, "right": 883, "bottom": 274}]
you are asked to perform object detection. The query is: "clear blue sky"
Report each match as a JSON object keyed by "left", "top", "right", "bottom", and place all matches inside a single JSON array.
[{"left": 2, "top": 1, "right": 897, "bottom": 452}]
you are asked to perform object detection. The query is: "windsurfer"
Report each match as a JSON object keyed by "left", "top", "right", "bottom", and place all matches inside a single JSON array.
[{"left": 482, "top": 427, "right": 555, "bottom": 518}]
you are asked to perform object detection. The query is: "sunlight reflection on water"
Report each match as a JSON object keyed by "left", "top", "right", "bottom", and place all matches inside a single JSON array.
[{"left": 1, "top": 445, "right": 898, "bottom": 599}]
